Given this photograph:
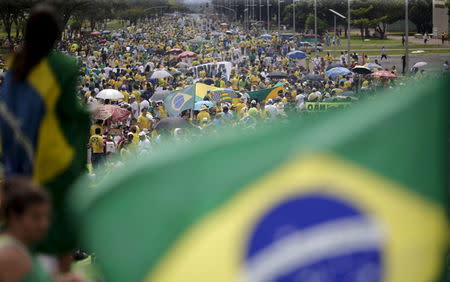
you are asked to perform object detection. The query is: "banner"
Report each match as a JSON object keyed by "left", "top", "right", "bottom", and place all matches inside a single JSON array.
[
  {"left": 190, "top": 62, "right": 232, "bottom": 80},
  {"left": 305, "top": 102, "right": 352, "bottom": 112}
]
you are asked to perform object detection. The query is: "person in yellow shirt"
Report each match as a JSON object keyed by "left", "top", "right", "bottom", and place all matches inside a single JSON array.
[
  {"left": 90, "top": 120, "right": 103, "bottom": 136},
  {"left": 235, "top": 98, "right": 247, "bottom": 115},
  {"left": 132, "top": 89, "right": 142, "bottom": 103},
  {"left": 197, "top": 106, "right": 211, "bottom": 122},
  {"left": 130, "top": 126, "right": 140, "bottom": 145},
  {"left": 158, "top": 104, "right": 167, "bottom": 119},
  {"left": 137, "top": 108, "right": 152, "bottom": 131},
  {"left": 89, "top": 128, "right": 104, "bottom": 169},
  {"left": 230, "top": 76, "right": 239, "bottom": 90}
]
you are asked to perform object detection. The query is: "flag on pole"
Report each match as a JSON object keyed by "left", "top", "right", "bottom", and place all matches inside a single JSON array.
[
  {"left": 71, "top": 77, "right": 449, "bottom": 282},
  {"left": 0, "top": 52, "right": 89, "bottom": 253}
]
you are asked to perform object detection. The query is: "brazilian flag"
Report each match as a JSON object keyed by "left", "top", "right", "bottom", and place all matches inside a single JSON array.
[
  {"left": 71, "top": 76, "right": 448, "bottom": 282},
  {"left": 0, "top": 52, "right": 89, "bottom": 253},
  {"left": 247, "top": 82, "right": 285, "bottom": 102}
]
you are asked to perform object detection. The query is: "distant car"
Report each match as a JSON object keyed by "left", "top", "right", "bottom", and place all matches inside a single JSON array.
[{"left": 298, "top": 41, "right": 323, "bottom": 53}]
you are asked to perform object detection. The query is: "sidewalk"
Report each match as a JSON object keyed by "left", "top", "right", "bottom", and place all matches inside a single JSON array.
[{"left": 389, "top": 34, "right": 449, "bottom": 46}]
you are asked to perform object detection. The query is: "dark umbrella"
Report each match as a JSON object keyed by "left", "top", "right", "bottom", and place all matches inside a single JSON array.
[
  {"left": 352, "top": 66, "right": 372, "bottom": 75},
  {"left": 202, "top": 78, "right": 215, "bottom": 85},
  {"left": 155, "top": 117, "right": 192, "bottom": 130},
  {"left": 149, "top": 90, "right": 170, "bottom": 102},
  {"left": 326, "top": 63, "right": 344, "bottom": 70},
  {"left": 301, "top": 74, "right": 325, "bottom": 81},
  {"left": 267, "top": 71, "right": 288, "bottom": 79}
]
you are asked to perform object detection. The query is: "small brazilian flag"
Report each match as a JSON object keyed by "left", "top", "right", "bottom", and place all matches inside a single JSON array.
[
  {"left": 0, "top": 52, "right": 89, "bottom": 253},
  {"left": 71, "top": 76, "right": 449, "bottom": 282},
  {"left": 247, "top": 82, "right": 285, "bottom": 102}
]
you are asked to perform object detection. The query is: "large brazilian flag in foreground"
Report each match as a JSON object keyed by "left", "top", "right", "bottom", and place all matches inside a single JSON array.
[
  {"left": 0, "top": 52, "right": 89, "bottom": 253},
  {"left": 71, "top": 76, "right": 448, "bottom": 282}
]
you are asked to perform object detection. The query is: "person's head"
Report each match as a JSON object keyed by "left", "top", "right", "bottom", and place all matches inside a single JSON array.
[
  {"left": 1, "top": 178, "right": 51, "bottom": 245},
  {"left": 12, "top": 4, "right": 62, "bottom": 80},
  {"left": 95, "top": 128, "right": 101, "bottom": 135},
  {"left": 127, "top": 132, "right": 134, "bottom": 141},
  {"left": 142, "top": 108, "right": 147, "bottom": 115},
  {"left": 223, "top": 106, "right": 229, "bottom": 113}
]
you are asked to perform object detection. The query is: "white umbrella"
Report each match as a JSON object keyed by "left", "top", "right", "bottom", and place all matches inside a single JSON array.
[
  {"left": 413, "top": 62, "right": 427, "bottom": 68},
  {"left": 96, "top": 89, "right": 124, "bottom": 100},
  {"left": 151, "top": 70, "right": 172, "bottom": 79}
]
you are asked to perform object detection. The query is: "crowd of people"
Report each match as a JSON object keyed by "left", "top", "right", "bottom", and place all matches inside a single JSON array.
[
  {"left": 13, "top": 13, "right": 421, "bottom": 172},
  {"left": 0, "top": 3, "right": 449, "bottom": 281}
]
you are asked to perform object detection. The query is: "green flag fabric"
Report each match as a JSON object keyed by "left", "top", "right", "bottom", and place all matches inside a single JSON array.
[
  {"left": 247, "top": 82, "right": 285, "bottom": 102},
  {"left": 71, "top": 76, "right": 448, "bottom": 282},
  {"left": 1, "top": 52, "right": 89, "bottom": 253},
  {"left": 163, "top": 85, "right": 196, "bottom": 117}
]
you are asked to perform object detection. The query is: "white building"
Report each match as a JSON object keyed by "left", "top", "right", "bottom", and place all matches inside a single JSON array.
[{"left": 432, "top": 0, "right": 449, "bottom": 37}]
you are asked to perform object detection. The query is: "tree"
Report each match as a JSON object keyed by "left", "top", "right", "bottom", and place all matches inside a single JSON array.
[
  {"left": 351, "top": 5, "right": 387, "bottom": 39},
  {"left": 305, "top": 13, "right": 328, "bottom": 35},
  {"left": 409, "top": 0, "right": 432, "bottom": 33},
  {"left": 0, "top": 0, "right": 33, "bottom": 43}
]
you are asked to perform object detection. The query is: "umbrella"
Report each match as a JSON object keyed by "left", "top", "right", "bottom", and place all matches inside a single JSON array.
[
  {"left": 149, "top": 90, "right": 171, "bottom": 102},
  {"left": 267, "top": 71, "right": 288, "bottom": 79},
  {"left": 352, "top": 66, "right": 372, "bottom": 74},
  {"left": 325, "top": 67, "right": 352, "bottom": 78},
  {"left": 176, "top": 62, "right": 190, "bottom": 68},
  {"left": 326, "top": 63, "right": 344, "bottom": 70},
  {"left": 301, "top": 74, "right": 324, "bottom": 81},
  {"left": 371, "top": 70, "right": 397, "bottom": 79},
  {"left": 96, "top": 89, "right": 124, "bottom": 100},
  {"left": 111, "top": 32, "right": 121, "bottom": 37},
  {"left": 178, "top": 51, "right": 197, "bottom": 59},
  {"left": 90, "top": 31, "right": 101, "bottom": 36},
  {"left": 413, "top": 62, "right": 427, "bottom": 68},
  {"left": 259, "top": 34, "right": 272, "bottom": 39},
  {"left": 286, "top": 51, "right": 307, "bottom": 60},
  {"left": 194, "top": 101, "right": 214, "bottom": 111},
  {"left": 220, "top": 23, "right": 229, "bottom": 27},
  {"left": 168, "top": 48, "right": 184, "bottom": 54},
  {"left": 365, "top": 63, "right": 383, "bottom": 71},
  {"left": 155, "top": 117, "right": 191, "bottom": 131},
  {"left": 92, "top": 105, "right": 130, "bottom": 122},
  {"left": 151, "top": 70, "right": 172, "bottom": 79},
  {"left": 178, "top": 51, "right": 198, "bottom": 59},
  {"left": 225, "top": 30, "right": 234, "bottom": 34},
  {"left": 102, "top": 30, "right": 111, "bottom": 34}
]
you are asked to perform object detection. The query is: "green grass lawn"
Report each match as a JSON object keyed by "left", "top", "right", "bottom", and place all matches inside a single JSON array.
[
  {"left": 105, "top": 20, "right": 125, "bottom": 30},
  {"left": 319, "top": 48, "right": 450, "bottom": 56},
  {"left": 325, "top": 44, "right": 447, "bottom": 50}
]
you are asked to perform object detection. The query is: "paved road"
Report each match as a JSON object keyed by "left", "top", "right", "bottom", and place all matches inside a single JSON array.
[
  {"left": 365, "top": 53, "right": 450, "bottom": 71},
  {"left": 325, "top": 48, "right": 450, "bottom": 52}
]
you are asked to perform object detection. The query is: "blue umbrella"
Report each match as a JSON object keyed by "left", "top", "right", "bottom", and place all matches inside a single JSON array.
[
  {"left": 194, "top": 101, "right": 214, "bottom": 111},
  {"left": 259, "top": 34, "right": 272, "bottom": 39},
  {"left": 286, "top": 51, "right": 307, "bottom": 60},
  {"left": 102, "top": 30, "right": 111, "bottom": 34},
  {"left": 325, "top": 67, "right": 352, "bottom": 78}
]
